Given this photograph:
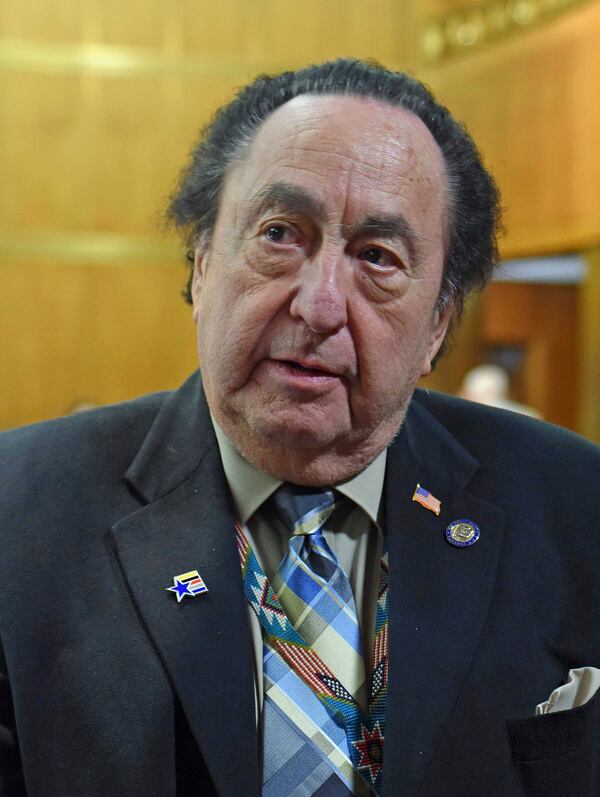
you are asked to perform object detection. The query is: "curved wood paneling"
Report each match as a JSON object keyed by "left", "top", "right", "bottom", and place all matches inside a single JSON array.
[{"left": 421, "top": 1, "right": 600, "bottom": 258}]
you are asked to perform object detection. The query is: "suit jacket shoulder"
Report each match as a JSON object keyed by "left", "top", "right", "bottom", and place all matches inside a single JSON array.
[
  {"left": 411, "top": 387, "right": 600, "bottom": 504},
  {"left": 0, "top": 389, "right": 168, "bottom": 551},
  {"left": 412, "top": 387, "right": 600, "bottom": 465},
  {"left": 0, "top": 389, "right": 167, "bottom": 483}
]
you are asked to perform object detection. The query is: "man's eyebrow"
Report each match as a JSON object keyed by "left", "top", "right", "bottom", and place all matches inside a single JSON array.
[
  {"left": 243, "top": 182, "right": 326, "bottom": 228},
  {"left": 342, "top": 215, "right": 424, "bottom": 264},
  {"left": 242, "top": 187, "right": 423, "bottom": 263}
]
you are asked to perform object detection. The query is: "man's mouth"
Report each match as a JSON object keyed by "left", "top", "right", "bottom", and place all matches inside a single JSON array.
[
  {"left": 277, "top": 359, "right": 335, "bottom": 378},
  {"left": 264, "top": 357, "right": 346, "bottom": 390}
]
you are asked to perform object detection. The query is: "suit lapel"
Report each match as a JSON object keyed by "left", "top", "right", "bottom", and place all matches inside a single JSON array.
[
  {"left": 110, "top": 373, "right": 260, "bottom": 797},
  {"left": 382, "top": 399, "right": 505, "bottom": 796}
]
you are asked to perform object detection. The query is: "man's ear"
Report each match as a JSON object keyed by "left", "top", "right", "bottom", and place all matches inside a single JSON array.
[
  {"left": 420, "top": 302, "right": 455, "bottom": 378},
  {"left": 191, "top": 247, "right": 207, "bottom": 323}
]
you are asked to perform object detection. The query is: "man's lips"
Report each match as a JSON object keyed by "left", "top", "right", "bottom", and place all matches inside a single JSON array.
[
  {"left": 270, "top": 357, "right": 342, "bottom": 379},
  {"left": 258, "top": 357, "right": 348, "bottom": 392}
]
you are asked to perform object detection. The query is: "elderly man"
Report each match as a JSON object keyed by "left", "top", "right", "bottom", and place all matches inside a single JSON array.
[{"left": 1, "top": 59, "right": 599, "bottom": 797}]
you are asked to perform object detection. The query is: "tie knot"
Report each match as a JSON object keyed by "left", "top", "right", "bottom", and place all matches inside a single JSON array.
[{"left": 266, "top": 484, "right": 339, "bottom": 536}]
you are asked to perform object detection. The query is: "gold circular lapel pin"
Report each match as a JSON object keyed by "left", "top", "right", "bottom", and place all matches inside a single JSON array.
[{"left": 445, "top": 519, "right": 480, "bottom": 548}]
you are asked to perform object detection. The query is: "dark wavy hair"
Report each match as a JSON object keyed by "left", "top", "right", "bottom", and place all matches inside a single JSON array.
[{"left": 167, "top": 58, "right": 501, "bottom": 318}]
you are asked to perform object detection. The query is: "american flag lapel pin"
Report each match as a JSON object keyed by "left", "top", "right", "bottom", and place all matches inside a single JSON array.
[
  {"left": 166, "top": 570, "right": 209, "bottom": 603},
  {"left": 412, "top": 484, "right": 442, "bottom": 516}
]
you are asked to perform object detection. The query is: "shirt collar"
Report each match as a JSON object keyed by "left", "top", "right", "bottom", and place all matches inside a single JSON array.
[
  {"left": 335, "top": 448, "right": 386, "bottom": 527},
  {"left": 211, "top": 415, "right": 387, "bottom": 526}
]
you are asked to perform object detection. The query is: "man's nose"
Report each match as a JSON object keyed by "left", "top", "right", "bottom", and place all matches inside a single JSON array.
[{"left": 288, "top": 250, "right": 349, "bottom": 334}]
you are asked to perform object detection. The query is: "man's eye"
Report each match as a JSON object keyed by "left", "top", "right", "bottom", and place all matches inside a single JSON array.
[
  {"left": 359, "top": 246, "right": 399, "bottom": 269},
  {"left": 264, "top": 224, "right": 294, "bottom": 243}
]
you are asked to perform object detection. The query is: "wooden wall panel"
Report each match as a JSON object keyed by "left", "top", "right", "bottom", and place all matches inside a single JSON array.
[
  {"left": 420, "top": 2, "right": 600, "bottom": 258},
  {"left": 579, "top": 249, "right": 600, "bottom": 443},
  {"left": 1, "top": 0, "right": 414, "bottom": 61},
  {"left": 0, "top": 71, "right": 242, "bottom": 234},
  {"left": 0, "top": 260, "right": 197, "bottom": 428}
]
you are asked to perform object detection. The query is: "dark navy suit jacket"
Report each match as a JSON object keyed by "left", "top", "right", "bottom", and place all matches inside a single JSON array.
[{"left": 1, "top": 372, "right": 599, "bottom": 796}]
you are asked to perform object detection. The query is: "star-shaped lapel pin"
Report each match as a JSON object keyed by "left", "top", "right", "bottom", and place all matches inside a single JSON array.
[{"left": 166, "top": 570, "right": 208, "bottom": 602}]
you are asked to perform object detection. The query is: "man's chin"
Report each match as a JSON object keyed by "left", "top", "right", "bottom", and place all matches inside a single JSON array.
[
  {"left": 227, "top": 413, "right": 382, "bottom": 485},
  {"left": 251, "top": 414, "right": 343, "bottom": 451},
  {"left": 234, "top": 433, "right": 365, "bottom": 485},
  {"left": 215, "top": 399, "right": 398, "bottom": 484}
]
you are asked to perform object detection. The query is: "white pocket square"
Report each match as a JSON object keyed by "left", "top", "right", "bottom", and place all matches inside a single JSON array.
[{"left": 536, "top": 666, "right": 600, "bottom": 715}]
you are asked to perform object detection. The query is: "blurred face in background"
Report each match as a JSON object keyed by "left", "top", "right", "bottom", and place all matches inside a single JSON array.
[{"left": 192, "top": 94, "right": 453, "bottom": 484}]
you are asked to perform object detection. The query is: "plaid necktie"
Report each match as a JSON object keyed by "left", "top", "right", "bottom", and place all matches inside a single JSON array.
[
  {"left": 259, "top": 484, "right": 371, "bottom": 795},
  {"left": 267, "top": 484, "right": 366, "bottom": 701},
  {"left": 236, "top": 496, "right": 388, "bottom": 794}
]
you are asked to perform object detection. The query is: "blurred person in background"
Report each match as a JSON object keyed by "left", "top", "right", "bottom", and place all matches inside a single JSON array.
[{"left": 460, "top": 363, "right": 542, "bottom": 418}]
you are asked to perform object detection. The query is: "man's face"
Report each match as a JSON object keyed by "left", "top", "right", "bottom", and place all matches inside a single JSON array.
[{"left": 192, "top": 94, "right": 452, "bottom": 484}]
